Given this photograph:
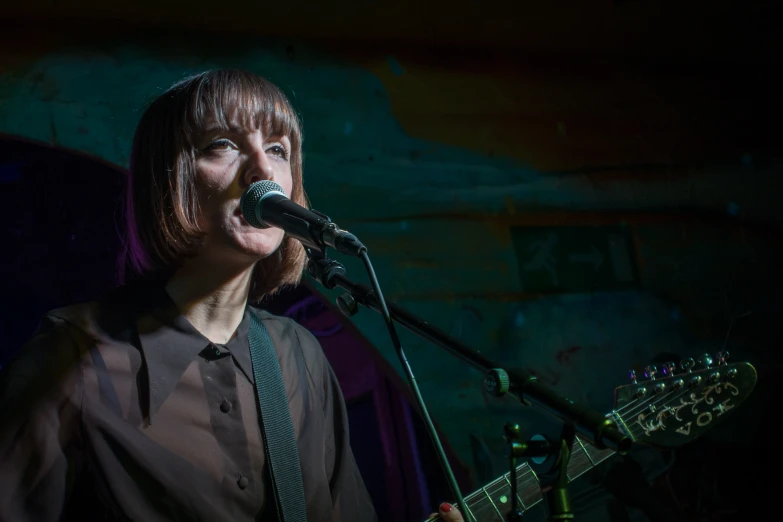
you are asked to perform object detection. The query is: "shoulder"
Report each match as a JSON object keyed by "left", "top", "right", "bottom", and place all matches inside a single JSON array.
[
  {"left": 0, "top": 305, "right": 93, "bottom": 413},
  {"left": 14, "top": 300, "right": 100, "bottom": 368},
  {"left": 4, "top": 283, "right": 141, "bottom": 377},
  {"left": 44, "top": 284, "right": 138, "bottom": 345},
  {"left": 45, "top": 302, "right": 101, "bottom": 340}
]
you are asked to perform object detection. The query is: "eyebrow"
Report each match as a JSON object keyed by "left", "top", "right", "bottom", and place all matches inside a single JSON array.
[
  {"left": 198, "top": 124, "right": 243, "bottom": 135},
  {"left": 195, "top": 126, "right": 291, "bottom": 144}
]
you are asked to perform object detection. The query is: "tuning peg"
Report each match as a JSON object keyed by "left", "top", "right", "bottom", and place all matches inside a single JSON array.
[
  {"left": 643, "top": 365, "right": 658, "bottom": 380},
  {"left": 660, "top": 361, "right": 676, "bottom": 377},
  {"left": 629, "top": 369, "right": 638, "bottom": 384},
  {"left": 680, "top": 358, "right": 695, "bottom": 373},
  {"left": 716, "top": 350, "right": 730, "bottom": 365},
  {"left": 698, "top": 353, "right": 714, "bottom": 368}
]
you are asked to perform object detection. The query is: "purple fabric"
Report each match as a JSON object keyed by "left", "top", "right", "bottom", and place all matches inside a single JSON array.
[{"left": 283, "top": 290, "right": 435, "bottom": 521}]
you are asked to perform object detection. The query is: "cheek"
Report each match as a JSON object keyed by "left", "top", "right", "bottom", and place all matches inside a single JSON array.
[
  {"left": 281, "top": 173, "right": 295, "bottom": 201},
  {"left": 196, "top": 168, "right": 234, "bottom": 207}
]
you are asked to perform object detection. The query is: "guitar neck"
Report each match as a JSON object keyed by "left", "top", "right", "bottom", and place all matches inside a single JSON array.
[
  {"left": 456, "top": 436, "right": 616, "bottom": 522},
  {"left": 429, "top": 359, "right": 758, "bottom": 521}
]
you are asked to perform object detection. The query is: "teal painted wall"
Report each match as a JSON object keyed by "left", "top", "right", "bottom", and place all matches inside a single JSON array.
[{"left": 1, "top": 28, "right": 779, "bottom": 493}]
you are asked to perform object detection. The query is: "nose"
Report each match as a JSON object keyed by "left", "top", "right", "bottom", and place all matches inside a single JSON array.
[{"left": 243, "top": 146, "right": 275, "bottom": 188}]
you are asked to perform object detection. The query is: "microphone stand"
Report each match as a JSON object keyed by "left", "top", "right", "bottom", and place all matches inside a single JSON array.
[
  {"left": 306, "top": 249, "right": 632, "bottom": 521},
  {"left": 306, "top": 248, "right": 472, "bottom": 521}
]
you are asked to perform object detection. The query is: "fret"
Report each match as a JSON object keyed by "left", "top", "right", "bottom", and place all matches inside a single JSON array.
[
  {"left": 420, "top": 369, "right": 758, "bottom": 522},
  {"left": 502, "top": 476, "right": 527, "bottom": 510},
  {"left": 464, "top": 487, "right": 496, "bottom": 522},
  {"left": 464, "top": 467, "right": 539, "bottom": 522},
  {"left": 609, "top": 409, "right": 633, "bottom": 441},
  {"left": 464, "top": 502, "right": 479, "bottom": 522},
  {"left": 464, "top": 481, "right": 502, "bottom": 522},
  {"left": 576, "top": 437, "right": 595, "bottom": 466},
  {"left": 583, "top": 443, "right": 616, "bottom": 468},
  {"left": 452, "top": 435, "right": 619, "bottom": 522},
  {"left": 474, "top": 483, "right": 509, "bottom": 522},
  {"left": 516, "top": 466, "right": 543, "bottom": 509},
  {"left": 565, "top": 440, "right": 592, "bottom": 481},
  {"left": 481, "top": 486, "right": 505, "bottom": 521},
  {"left": 566, "top": 436, "right": 621, "bottom": 482}
]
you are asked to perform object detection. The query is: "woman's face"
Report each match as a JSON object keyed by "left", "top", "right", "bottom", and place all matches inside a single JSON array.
[{"left": 192, "top": 109, "right": 294, "bottom": 266}]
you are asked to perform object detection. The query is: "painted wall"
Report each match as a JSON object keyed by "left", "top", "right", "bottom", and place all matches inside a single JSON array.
[{"left": 1, "top": 15, "right": 780, "bottom": 518}]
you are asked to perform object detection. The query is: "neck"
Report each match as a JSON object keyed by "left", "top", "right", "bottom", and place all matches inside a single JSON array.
[
  {"left": 165, "top": 254, "right": 255, "bottom": 344},
  {"left": 457, "top": 435, "right": 617, "bottom": 522}
]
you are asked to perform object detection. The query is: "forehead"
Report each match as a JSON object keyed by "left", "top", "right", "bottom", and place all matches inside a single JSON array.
[{"left": 186, "top": 81, "right": 299, "bottom": 142}]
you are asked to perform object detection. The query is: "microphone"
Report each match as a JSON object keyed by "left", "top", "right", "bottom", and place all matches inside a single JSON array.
[{"left": 240, "top": 180, "right": 367, "bottom": 256}]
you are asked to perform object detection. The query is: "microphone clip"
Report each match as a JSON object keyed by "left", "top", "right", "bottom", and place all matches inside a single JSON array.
[{"left": 305, "top": 249, "right": 347, "bottom": 290}]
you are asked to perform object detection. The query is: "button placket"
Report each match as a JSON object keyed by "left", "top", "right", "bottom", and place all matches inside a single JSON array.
[{"left": 199, "top": 343, "right": 225, "bottom": 362}]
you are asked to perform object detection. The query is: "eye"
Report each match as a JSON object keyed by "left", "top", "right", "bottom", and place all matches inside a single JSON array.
[
  {"left": 201, "top": 139, "right": 237, "bottom": 154},
  {"left": 267, "top": 144, "right": 289, "bottom": 160}
]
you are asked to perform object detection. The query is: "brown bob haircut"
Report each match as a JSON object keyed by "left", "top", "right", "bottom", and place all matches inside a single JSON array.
[{"left": 119, "top": 69, "right": 307, "bottom": 301}]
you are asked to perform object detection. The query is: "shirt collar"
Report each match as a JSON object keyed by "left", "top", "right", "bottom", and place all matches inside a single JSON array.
[{"left": 134, "top": 285, "right": 254, "bottom": 423}]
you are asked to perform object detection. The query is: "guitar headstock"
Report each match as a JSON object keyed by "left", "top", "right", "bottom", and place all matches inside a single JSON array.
[{"left": 612, "top": 351, "right": 757, "bottom": 448}]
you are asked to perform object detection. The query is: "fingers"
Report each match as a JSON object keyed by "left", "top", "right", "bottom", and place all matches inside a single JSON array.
[{"left": 439, "top": 502, "right": 463, "bottom": 522}]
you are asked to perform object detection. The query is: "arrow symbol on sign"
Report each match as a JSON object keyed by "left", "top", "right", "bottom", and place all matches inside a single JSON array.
[{"left": 569, "top": 245, "right": 604, "bottom": 270}]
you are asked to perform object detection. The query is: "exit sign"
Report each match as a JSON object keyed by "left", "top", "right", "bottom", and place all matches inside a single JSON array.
[{"left": 509, "top": 226, "right": 639, "bottom": 293}]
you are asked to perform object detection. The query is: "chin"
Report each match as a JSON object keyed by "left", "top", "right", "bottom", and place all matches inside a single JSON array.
[{"left": 239, "top": 231, "right": 286, "bottom": 258}]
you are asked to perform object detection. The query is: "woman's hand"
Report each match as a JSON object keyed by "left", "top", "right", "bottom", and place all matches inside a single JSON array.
[{"left": 428, "top": 503, "right": 464, "bottom": 522}]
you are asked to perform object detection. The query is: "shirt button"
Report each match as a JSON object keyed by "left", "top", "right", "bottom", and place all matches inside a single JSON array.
[
  {"left": 237, "top": 475, "right": 249, "bottom": 490},
  {"left": 220, "top": 398, "right": 231, "bottom": 413}
]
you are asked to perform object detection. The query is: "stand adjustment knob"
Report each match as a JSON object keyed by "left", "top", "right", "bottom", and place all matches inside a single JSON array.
[
  {"left": 336, "top": 293, "right": 358, "bottom": 317},
  {"left": 484, "top": 368, "right": 510, "bottom": 397}
]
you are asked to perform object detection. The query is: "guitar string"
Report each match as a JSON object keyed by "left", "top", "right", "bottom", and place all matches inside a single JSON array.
[
  {"left": 621, "top": 383, "right": 724, "bottom": 439},
  {"left": 464, "top": 441, "right": 605, "bottom": 520},
  {"left": 425, "top": 440, "right": 616, "bottom": 521},
  {"left": 468, "top": 455, "right": 602, "bottom": 522},
  {"left": 461, "top": 387, "right": 713, "bottom": 521},
  {"left": 472, "top": 436, "right": 612, "bottom": 502},
  {"left": 620, "top": 387, "right": 699, "bottom": 439},
  {"left": 444, "top": 440, "right": 626, "bottom": 522},
  {"left": 466, "top": 467, "right": 541, "bottom": 519},
  {"left": 618, "top": 387, "right": 689, "bottom": 422},
  {"left": 613, "top": 378, "right": 725, "bottom": 425},
  {"left": 431, "top": 377, "right": 740, "bottom": 521},
  {"left": 630, "top": 386, "right": 737, "bottom": 440},
  {"left": 463, "top": 442, "right": 628, "bottom": 522},
  {"left": 614, "top": 366, "right": 736, "bottom": 417},
  {"left": 463, "top": 400, "right": 707, "bottom": 521}
]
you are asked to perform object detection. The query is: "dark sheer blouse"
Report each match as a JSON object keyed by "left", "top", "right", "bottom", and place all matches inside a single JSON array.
[{"left": 0, "top": 282, "right": 377, "bottom": 522}]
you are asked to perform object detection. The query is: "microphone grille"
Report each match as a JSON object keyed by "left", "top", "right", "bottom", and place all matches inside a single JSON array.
[{"left": 240, "top": 180, "right": 287, "bottom": 229}]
